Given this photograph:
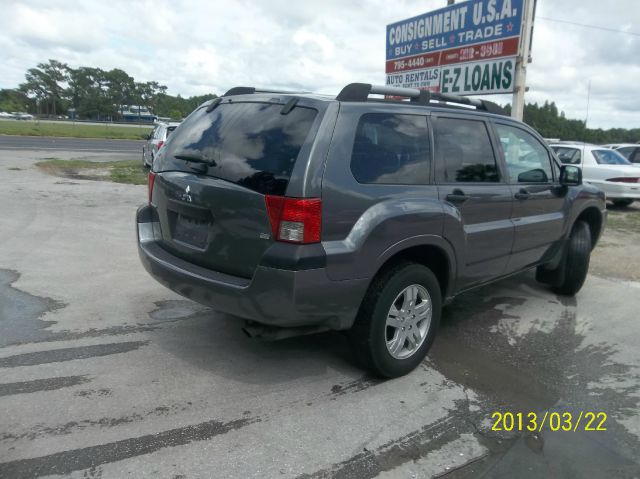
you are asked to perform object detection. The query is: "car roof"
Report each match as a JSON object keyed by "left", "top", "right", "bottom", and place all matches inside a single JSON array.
[{"left": 204, "top": 92, "right": 520, "bottom": 126}]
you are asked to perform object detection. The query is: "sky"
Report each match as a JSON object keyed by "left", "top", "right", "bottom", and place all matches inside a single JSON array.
[{"left": 0, "top": 0, "right": 638, "bottom": 129}]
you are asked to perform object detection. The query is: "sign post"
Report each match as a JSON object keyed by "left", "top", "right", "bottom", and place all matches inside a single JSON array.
[
  {"left": 386, "top": 0, "right": 532, "bottom": 114},
  {"left": 511, "top": 0, "right": 535, "bottom": 120}
]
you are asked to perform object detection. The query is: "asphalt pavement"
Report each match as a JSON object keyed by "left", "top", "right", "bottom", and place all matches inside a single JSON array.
[
  {"left": 0, "top": 147, "right": 639, "bottom": 478},
  {"left": 0, "top": 135, "right": 143, "bottom": 153}
]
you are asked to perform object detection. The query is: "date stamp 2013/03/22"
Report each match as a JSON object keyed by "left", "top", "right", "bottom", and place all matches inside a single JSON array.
[{"left": 491, "top": 411, "right": 607, "bottom": 432}]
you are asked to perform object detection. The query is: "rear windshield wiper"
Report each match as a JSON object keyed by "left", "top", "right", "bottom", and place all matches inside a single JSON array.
[{"left": 174, "top": 154, "right": 217, "bottom": 167}]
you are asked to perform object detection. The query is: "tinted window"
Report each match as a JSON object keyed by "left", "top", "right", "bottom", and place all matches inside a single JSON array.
[
  {"left": 435, "top": 118, "right": 498, "bottom": 183},
  {"left": 552, "top": 146, "right": 582, "bottom": 165},
  {"left": 616, "top": 146, "right": 640, "bottom": 162},
  {"left": 592, "top": 149, "right": 631, "bottom": 165},
  {"left": 350, "top": 114, "right": 429, "bottom": 184},
  {"left": 496, "top": 124, "right": 553, "bottom": 183},
  {"left": 159, "top": 102, "right": 318, "bottom": 195},
  {"left": 617, "top": 147, "right": 633, "bottom": 159}
]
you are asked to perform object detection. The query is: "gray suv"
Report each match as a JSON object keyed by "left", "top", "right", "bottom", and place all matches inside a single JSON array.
[{"left": 136, "top": 83, "right": 606, "bottom": 378}]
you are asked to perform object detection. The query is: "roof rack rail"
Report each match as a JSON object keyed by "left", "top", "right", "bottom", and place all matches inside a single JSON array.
[
  {"left": 336, "top": 83, "right": 506, "bottom": 115},
  {"left": 223, "top": 86, "right": 310, "bottom": 97}
]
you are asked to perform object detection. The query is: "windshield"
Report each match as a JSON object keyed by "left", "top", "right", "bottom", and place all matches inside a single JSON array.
[
  {"left": 158, "top": 101, "right": 318, "bottom": 195},
  {"left": 592, "top": 149, "right": 632, "bottom": 165}
]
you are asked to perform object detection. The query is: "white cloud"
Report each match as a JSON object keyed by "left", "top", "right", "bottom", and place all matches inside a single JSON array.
[{"left": 0, "top": 0, "right": 638, "bottom": 128}]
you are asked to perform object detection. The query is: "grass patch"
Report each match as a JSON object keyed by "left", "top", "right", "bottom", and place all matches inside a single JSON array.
[
  {"left": 36, "top": 159, "right": 148, "bottom": 185},
  {"left": 0, "top": 120, "right": 152, "bottom": 140},
  {"left": 606, "top": 209, "right": 640, "bottom": 234}
]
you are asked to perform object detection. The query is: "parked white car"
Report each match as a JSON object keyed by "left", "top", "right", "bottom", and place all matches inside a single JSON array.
[
  {"left": 550, "top": 142, "right": 640, "bottom": 207},
  {"left": 601, "top": 143, "right": 640, "bottom": 165}
]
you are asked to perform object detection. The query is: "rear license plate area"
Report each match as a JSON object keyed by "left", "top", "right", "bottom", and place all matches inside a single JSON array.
[{"left": 173, "top": 214, "right": 209, "bottom": 249}]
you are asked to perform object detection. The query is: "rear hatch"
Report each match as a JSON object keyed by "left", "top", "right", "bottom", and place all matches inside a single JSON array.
[{"left": 151, "top": 98, "right": 321, "bottom": 278}]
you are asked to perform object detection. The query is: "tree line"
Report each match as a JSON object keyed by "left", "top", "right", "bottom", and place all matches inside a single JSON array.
[
  {"left": 0, "top": 59, "right": 216, "bottom": 121},
  {"left": 1, "top": 59, "right": 638, "bottom": 143},
  {"left": 505, "top": 101, "right": 640, "bottom": 144}
]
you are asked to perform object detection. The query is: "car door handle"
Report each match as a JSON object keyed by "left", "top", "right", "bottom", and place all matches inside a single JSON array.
[
  {"left": 514, "top": 189, "right": 531, "bottom": 200},
  {"left": 446, "top": 189, "right": 471, "bottom": 203}
]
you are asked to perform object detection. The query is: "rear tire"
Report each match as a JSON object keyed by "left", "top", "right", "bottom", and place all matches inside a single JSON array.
[
  {"left": 348, "top": 262, "right": 441, "bottom": 378},
  {"left": 541, "top": 221, "right": 591, "bottom": 296},
  {"left": 612, "top": 199, "right": 633, "bottom": 207}
]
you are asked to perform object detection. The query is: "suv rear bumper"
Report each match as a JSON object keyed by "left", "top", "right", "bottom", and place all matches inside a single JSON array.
[{"left": 137, "top": 205, "right": 368, "bottom": 330}]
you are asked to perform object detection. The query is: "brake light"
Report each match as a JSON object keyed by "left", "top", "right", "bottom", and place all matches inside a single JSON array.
[
  {"left": 606, "top": 177, "right": 639, "bottom": 183},
  {"left": 148, "top": 171, "right": 156, "bottom": 203},
  {"left": 157, "top": 140, "right": 165, "bottom": 150},
  {"left": 264, "top": 196, "right": 321, "bottom": 244}
]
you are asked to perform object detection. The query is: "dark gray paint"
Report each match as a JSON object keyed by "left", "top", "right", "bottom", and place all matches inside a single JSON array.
[{"left": 137, "top": 93, "right": 606, "bottom": 330}]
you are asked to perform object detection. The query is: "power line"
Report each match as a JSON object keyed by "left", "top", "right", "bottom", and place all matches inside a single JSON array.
[{"left": 537, "top": 16, "right": 640, "bottom": 37}]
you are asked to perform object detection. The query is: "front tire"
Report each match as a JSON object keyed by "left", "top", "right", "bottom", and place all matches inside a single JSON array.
[
  {"left": 349, "top": 262, "right": 441, "bottom": 378},
  {"left": 537, "top": 221, "right": 591, "bottom": 296}
]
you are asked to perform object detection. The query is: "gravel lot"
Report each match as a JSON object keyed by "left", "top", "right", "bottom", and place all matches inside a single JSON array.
[{"left": 1, "top": 148, "right": 639, "bottom": 478}]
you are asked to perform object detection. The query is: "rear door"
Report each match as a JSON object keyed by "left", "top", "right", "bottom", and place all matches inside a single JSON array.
[
  {"left": 493, "top": 122, "right": 566, "bottom": 271},
  {"left": 433, "top": 115, "right": 513, "bottom": 289},
  {"left": 151, "top": 99, "right": 322, "bottom": 278}
]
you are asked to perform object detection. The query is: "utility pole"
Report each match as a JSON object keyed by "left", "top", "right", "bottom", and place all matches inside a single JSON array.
[{"left": 511, "top": 0, "right": 536, "bottom": 120}]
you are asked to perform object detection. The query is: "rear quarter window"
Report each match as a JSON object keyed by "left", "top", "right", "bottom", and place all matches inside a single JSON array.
[
  {"left": 350, "top": 113, "right": 430, "bottom": 185},
  {"left": 592, "top": 149, "right": 631, "bottom": 165}
]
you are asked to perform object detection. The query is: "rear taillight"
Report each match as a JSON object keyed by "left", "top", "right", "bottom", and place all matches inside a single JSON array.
[
  {"left": 606, "top": 177, "right": 639, "bottom": 183},
  {"left": 157, "top": 140, "right": 165, "bottom": 150},
  {"left": 148, "top": 171, "right": 156, "bottom": 203},
  {"left": 264, "top": 196, "right": 321, "bottom": 244}
]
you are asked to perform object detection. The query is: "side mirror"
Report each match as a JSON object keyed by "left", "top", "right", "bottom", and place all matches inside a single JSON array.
[
  {"left": 147, "top": 133, "right": 153, "bottom": 140},
  {"left": 560, "top": 165, "right": 582, "bottom": 186}
]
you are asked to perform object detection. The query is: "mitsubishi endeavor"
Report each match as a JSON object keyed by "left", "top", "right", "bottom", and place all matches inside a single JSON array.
[{"left": 137, "top": 83, "right": 606, "bottom": 378}]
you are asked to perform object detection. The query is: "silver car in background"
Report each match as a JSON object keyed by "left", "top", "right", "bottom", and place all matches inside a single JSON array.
[
  {"left": 143, "top": 121, "right": 181, "bottom": 168},
  {"left": 551, "top": 142, "right": 640, "bottom": 207}
]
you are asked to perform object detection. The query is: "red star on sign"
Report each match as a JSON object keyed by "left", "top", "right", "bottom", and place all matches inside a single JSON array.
[{"left": 506, "top": 22, "right": 514, "bottom": 32}]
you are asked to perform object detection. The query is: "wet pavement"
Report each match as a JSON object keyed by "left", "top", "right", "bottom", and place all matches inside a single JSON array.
[{"left": 1, "top": 149, "right": 639, "bottom": 478}]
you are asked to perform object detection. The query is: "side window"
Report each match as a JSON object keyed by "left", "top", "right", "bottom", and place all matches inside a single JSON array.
[
  {"left": 552, "top": 147, "right": 581, "bottom": 165},
  {"left": 617, "top": 147, "right": 633, "bottom": 159},
  {"left": 434, "top": 117, "right": 499, "bottom": 183},
  {"left": 350, "top": 113, "right": 430, "bottom": 185},
  {"left": 496, "top": 124, "right": 553, "bottom": 183},
  {"left": 631, "top": 148, "right": 640, "bottom": 163}
]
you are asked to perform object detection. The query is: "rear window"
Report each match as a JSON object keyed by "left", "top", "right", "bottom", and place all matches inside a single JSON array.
[
  {"left": 158, "top": 102, "right": 318, "bottom": 195},
  {"left": 592, "top": 149, "right": 631, "bottom": 165},
  {"left": 551, "top": 146, "right": 581, "bottom": 164},
  {"left": 436, "top": 118, "right": 499, "bottom": 183}
]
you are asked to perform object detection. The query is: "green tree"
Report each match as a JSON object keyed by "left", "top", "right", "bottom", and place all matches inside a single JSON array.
[{"left": 20, "top": 60, "right": 68, "bottom": 116}]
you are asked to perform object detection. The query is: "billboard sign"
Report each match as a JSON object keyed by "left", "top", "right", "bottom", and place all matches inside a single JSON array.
[{"left": 386, "top": 0, "right": 524, "bottom": 95}]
